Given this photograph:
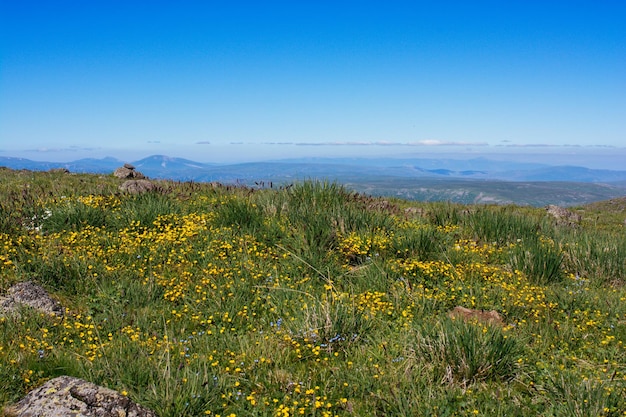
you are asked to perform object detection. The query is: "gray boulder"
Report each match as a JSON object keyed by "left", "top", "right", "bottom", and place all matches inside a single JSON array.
[
  {"left": 546, "top": 204, "right": 582, "bottom": 226},
  {"left": 119, "top": 179, "right": 158, "bottom": 194},
  {"left": 4, "top": 375, "right": 157, "bottom": 417},
  {"left": 0, "top": 281, "right": 63, "bottom": 317}
]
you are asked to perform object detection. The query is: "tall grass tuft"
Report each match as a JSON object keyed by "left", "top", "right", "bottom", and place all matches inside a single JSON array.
[
  {"left": 415, "top": 319, "right": 524, "bottom": 387},
  {"left": 321, "top": 302, "right": 370, "bottom": 347},
  {"left": 391, "top": 225, "right": 445, "bottom": 261},
  {"left": 426, "top": 201, "right": 464, "bottom": 227},
  {"left": 464, "top": 206, "right": 546, "bottom": 245},
  {"left": 545, "top": 371, "right": 625, "bottom": 417},
  {"left": 117, "top": 192, "right": 180, "bottom": 229},
  {"left": 561, "top": 233, "right": 626, "bottom": 285},
  {"left": 286, "top": 296, "right": 375, "bottom": 352},
  {"left": 40, "top": 201, "right": 108, "bottom": 233},
  {"left": 213, "top": 197, "right": 264, "bottom": 232},
  {"left": 510, "top": 239, "right": 564, "bottom": 285},
  {"left": 15, "top": 252, "right": 94, "bottom": 294},
  {"left": 281, "top": 181, "right": 393, "bottom": 272},
  {"left": 285, "top": 182, "right": 345, "bottom": 253}
]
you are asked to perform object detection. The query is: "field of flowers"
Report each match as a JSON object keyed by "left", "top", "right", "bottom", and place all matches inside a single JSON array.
[{"left": 0, "top": 168, "right": 625, "bottom": 416}]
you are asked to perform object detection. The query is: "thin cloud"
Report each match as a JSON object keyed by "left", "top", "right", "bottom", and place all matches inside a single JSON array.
[
  {"left": 69, "top": 145, "right": 96, "bottom": 149},
  {"left": 26, "top": 146, "right": 101, "bottom": 153},
  {"left": 195, "top": 141, "right": 211, "bottom": 145},
  {"left": 407, "top": 140, "right": 489, "bottom": 147},
  {"left": 343, "top": 141, "right": 376, "bottom": 146},
  {"left": 586, "top": 144, "right": 617, "bottom": 148},
  {"left": 261, "top": 142, "right": 295, "bottom": 145},
  {"left": 293, "top": 140, "right": 488, "bottom": 147},
  {"left": 496, "top": 143, "right": 622, "bottom": 149},
  {"left": 295, "top": 141, "right": 394, "bottom": 146},
  {"left": 500, "top": 143, "right": 560, "bottom": 148}
]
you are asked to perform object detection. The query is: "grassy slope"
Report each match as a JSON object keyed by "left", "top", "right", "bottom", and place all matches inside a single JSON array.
[{"left": 0, "top": 168, "right": 625, "bottom": 416}]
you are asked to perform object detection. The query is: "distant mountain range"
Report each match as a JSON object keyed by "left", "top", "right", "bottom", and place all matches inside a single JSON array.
[
  {"left": 2, "top": 154, "right": 625, "bottom": 206},
  {"left": 2, "top": 154, "right": 626, "bottom": 183}
]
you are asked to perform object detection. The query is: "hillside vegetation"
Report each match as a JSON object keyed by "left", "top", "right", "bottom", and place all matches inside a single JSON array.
[{"left": 0, "top": 168, "right": 625, "bottom": 416}]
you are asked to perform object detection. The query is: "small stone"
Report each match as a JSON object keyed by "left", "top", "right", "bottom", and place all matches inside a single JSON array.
[{"left": 448, "top": 306, "right": 504, "bottom": 326}]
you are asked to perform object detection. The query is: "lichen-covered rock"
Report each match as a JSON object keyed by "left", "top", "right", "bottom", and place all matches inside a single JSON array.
[
  {"left": 0, "top": 281, "right": 63, "bottom": 317},
  {"left": 448, "top": 306, "right": 504, "bottom": 326},
  {"left": 4, "top": 376, "right": 157, "bottom": 417},
  {"left": 546, "top": 204, "right": 582, "bottom": 226},
  {"left": 119, "top": 179, "right": 157, "bottom": 194}
]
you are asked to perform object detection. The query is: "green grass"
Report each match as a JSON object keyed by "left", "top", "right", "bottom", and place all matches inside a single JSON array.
[{"left": 0, "top": 169, "right": 625, "bottom": 416}]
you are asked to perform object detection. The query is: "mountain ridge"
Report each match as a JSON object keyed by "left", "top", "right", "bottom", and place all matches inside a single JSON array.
[{"left": 2, "top": 155, "right": 625, "bottom": 207}]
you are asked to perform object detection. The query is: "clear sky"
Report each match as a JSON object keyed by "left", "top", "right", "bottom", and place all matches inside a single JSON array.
[{"left": 1, "top": 1, "right": 625, "bottom": 167}]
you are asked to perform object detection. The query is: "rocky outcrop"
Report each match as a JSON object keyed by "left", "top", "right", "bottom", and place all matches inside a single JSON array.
[
  {"left": 113, "top": 164, "right": 145, "bottom": 179},
  {"left": 448, "top": 306, "right": 504, "bottom": 326},
  {"left": 404, "top": 207, "right": 425, "bottom": 217},
  {"left": 4, "top": 375, "right": 157, "bottom": 417},
  {"left": 119, "top": 179, "right": 158, "bottom": 194},
  {"left": 0, "top": 281, "right": 63, "bottom": 317},
  {"left": 546, "top": 204, "right": 582, "bottom": 226}
]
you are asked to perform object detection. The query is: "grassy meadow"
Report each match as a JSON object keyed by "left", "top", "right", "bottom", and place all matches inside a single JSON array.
[{"left": 0, "top": 167, "right": 625, "bottom": 416}]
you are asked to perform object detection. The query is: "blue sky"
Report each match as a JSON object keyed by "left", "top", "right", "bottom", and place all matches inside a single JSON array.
[{"left": 1, "top": 1, "right": 625, "bottom": 167}]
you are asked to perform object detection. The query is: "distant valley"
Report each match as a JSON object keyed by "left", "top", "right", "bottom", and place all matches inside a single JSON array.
[{"left": 2, "top": 154, "right": 625, "bottom": 207}]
